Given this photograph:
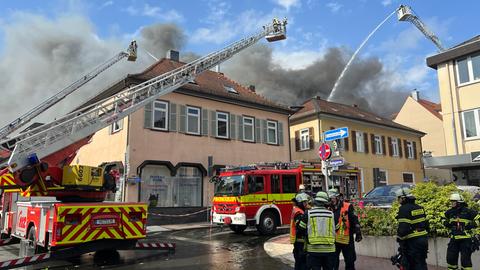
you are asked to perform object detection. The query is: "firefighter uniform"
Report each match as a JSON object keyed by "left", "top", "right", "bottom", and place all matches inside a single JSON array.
[
  {"left": 444, "top": 193, "right": 480, "bottom": 270},
  {"left": 292, "top": 193, "right": 309, "bottom": 270},
  {"left": 395, "top": 187, "right": 429, "bottom": 270},
  {"left": 298, "top": 191, "right": 336, "bottom": 270}
]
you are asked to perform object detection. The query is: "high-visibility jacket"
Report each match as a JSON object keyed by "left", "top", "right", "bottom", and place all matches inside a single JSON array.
[
  {"left": 335, "top": 202, "right": 351, "bottom": 244},
  {"left": 444, "top": 205, "right": 480, "bottom": 240},
  {"left": 290, "top": 206, "right": 305, "bottom": 244},
  {"left": 396, "top": 201, "right": 429, "bottom": 241},
  {"left": 298, "top": 206, "right": 336, "bottom": 253}
]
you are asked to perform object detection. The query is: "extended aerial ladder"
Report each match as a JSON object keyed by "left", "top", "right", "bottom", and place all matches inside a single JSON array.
[
  {"left": 0, "top": 41, "right": 138, "bottom": 143},
  {"left": 397, "top": 5, "right": 446, "bottom": 52}
]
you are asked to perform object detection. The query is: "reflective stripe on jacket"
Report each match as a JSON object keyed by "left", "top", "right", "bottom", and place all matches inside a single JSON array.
[
  {"left": 290, "top": 206, "right": 304, "bottom": 244},
  {"left": 336, "top": 202, "right": 351, "bottom": 244},
  {"left": 299, "top": 207, "right": 336, "bottom": 253}
]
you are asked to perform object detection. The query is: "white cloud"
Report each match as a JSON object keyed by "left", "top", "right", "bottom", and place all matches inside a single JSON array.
[
  {"left": 326, "top": 2, "right": 343, "bottom": 13},
  {"left": 381, "top": 0, "right": 393, "bottom": 6},
  {"left": 272, "top": 49, "right": 325, "bottom": 70},
  {"left": 272, "top": 0, "right": 300, "bottom": 10},
  {"left": 100, "top": 1, "right": 114, "bottom": 9},
  {"left": 123, "top": 4, "right": 184, "bottom": 22},
  {"left": 204, "top": 0, "right": 231, "bottom": 23}
]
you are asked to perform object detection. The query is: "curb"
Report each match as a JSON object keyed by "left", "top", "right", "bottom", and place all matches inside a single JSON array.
[{"left": 263, "top": 234, "right": 294, "bottom": 267}]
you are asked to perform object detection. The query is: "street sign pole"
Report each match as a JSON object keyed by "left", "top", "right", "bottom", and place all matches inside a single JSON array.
[{"left": 320, "top": 134, "right": 332, "bottom": 190}]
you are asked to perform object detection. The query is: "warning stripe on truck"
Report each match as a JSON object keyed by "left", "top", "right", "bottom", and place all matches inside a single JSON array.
[
  {"left": 0, "top": 173, "right": 16, "bottom": 187},
  {"left": 56, "top": 204, "right": 147, "bottom": 245}
]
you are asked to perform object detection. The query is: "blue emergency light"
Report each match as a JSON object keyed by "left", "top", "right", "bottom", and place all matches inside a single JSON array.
[{"left": 27, "top": 153, "right": 40, "bottom": 165}]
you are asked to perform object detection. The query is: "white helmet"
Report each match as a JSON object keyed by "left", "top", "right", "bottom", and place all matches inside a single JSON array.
[
  {"left": 299, "top": 184, "right": 305, "bottom": 191},
  {"left": 450, "top": 193, "right": 465, "bottom": 202}
]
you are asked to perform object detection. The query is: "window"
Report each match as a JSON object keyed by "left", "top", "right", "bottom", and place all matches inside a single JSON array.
[
  {"left": 456, "top": 54, "right": 480, "bottom": 85},
  {"left": 111, "top": 119, "right": 123, "bottom": 134},
  {"left": 356, "top": 132, "right": 365, "bottom": 152},
  {"left": 267, "top": 121, "right": 278, "bottom": 145},
  {"left": 187, "top": 107, "right": 201, "bottom": 135},
  {"left": 462, "top": 109, "right": 480, "bottom": 139},
  {"left": 300, "top": 128, "right": 310, "bottom": 150},
  {"left": 391, "top": 138, "right": 399, "bottom": 157},
  {"left": 224, "top": 85, "right": 238, "bottom": 94},
  {"left": 243, "top": 116, "right": 255, "bottom": 142},
  {"left": 373, "top": 168, "right": 388, "bottom": 187},
  {"left": 282, "top": 175, "right": 297, "bottom": 193},
  {"left": 402, "top": 173, "right": 414, "bottom": 183},
  {"left": 406, "top": 141, "right": 414, "bottom": 159},
  {"left": 248, "top": 175, "right": 264, "bottom": 193},
  {"left": 271, "top": 175, "right": 280, "bottom": 193},
  {"left": 152, "top": 101, "right": 168, "bottom": 130},
  {"left": 216, "top": 112, "right": 229, "bottom": 138},
  {"left": 374, "top": 135, "right": 382, "bottom": 154}
]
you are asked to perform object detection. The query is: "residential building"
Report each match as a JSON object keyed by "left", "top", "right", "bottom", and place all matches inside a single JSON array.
[
  {"left": 394, "top": 90, "right": 451, "bottom": 181},
  {"left": 425, "top": 36, "right": 480, "bottom": 186},
  {"left": 74, "top": 50, "right": 292, "bottom": 207},
  {"left": 290, "top": 97, "right": 425, "bottom": 196}
]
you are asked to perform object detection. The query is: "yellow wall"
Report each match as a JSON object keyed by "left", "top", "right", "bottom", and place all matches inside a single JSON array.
[{"left": 291, "top": 114, "right": 424, "bottom": 194}]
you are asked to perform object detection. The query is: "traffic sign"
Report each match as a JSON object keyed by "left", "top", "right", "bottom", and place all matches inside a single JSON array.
[
  {"left": 318, "top": 143, "right": 331, "bottom": 161},
  {"left": 329, "top": 158, "right": 344, "bottom": 167},
  {"left": 324, "top": 127, "right": 349, "bottom": 142},
  {"left": 472, "top": 151, "right": 480, "bottom": 163}
]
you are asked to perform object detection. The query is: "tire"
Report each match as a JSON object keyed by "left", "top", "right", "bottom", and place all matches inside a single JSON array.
[
  {"left": 256, "top": 211, "right": 277, "bottom": 235},
  {"left": 229, "top": 225, "right": 247, "bottom": 234}
]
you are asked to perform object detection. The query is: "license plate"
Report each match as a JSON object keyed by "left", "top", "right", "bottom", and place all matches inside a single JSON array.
[{"left": 94, "top": 218, "right": 116, "bottom": 225}]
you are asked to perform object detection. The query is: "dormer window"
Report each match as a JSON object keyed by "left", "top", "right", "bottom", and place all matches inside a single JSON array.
[{"left": 224, "top": 85, "right": 238, "bottom": 94}]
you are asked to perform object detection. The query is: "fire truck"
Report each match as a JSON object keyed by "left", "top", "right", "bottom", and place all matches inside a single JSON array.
[
  {"left": 0, "top": 18, "right": 287, "bottom": 268},
  {"left": 211, "top": 162, "right": 361, "bottom": 234}
]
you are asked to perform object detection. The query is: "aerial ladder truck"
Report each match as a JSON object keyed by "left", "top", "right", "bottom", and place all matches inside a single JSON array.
[{"left": 0, "top": 18, "right": 287, "bottom": 269}]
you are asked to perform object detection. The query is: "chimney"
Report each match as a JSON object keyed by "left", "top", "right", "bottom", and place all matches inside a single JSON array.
[
  {"left": 411, "top": 90, "right": 419, "bottom": 101},
  {"left": 249, "top": 85, "right": 256, "bottom": 92},
  {"left": 166, "top": 50, "right": 179, "bottom": 61}
]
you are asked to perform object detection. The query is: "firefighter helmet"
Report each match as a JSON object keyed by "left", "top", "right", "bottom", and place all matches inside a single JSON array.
[
  {"left": 449, "top": 193, "right": 465, "bottom": 202},
  {"left": 394, "top": 187, "right": 415, "bottom": 199},
  {"left": 315, "top": 191, "right": 329, "bottom": 203},
  {"left": 328, "top": 188, "right": 339, "bottom": 198},
  {"left": 295, "top": 193, "right": 310, "bottom": 203},
  {"left": 299, "top": 184, "right": 305, "bottom": 191}
]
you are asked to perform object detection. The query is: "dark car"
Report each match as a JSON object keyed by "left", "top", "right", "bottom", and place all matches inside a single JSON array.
[{"left": 357, "top": 184, "right": 414, "bottom": 208}]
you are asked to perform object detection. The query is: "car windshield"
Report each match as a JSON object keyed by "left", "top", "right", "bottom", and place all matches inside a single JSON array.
[
  {"left": 214, "top": 175, "right": 244, "bottom": 196},
  {"left": 365, "top": 185, "right": 405, "bottom": 198}
]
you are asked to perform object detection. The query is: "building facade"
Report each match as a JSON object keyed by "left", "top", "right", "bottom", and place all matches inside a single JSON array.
[
  {"left": 425, "top": 36, "right": 480, "bottom": 186},
  {"left": 75, "top": 51, "right": 292, "bottom": 206},
  {"left": 290, "top": 97, "right": 425, "bottom": 196}
]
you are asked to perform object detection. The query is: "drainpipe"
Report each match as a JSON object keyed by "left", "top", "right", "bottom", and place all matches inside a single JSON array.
[{"left": 448, "top": 61, "right": 459, "bottom": 155}]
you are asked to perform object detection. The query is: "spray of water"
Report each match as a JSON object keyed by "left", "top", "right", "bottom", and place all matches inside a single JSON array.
[{"left": 327, "top": 9, "right": 397, "bottom": 101}]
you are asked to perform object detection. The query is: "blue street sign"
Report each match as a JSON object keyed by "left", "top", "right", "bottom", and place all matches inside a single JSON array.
[
  {"left": 329, "top": 158, "right": 344, "bottom": 167},
  {"left": 324, "top": 127, "right": 349, "bottom": 141}
]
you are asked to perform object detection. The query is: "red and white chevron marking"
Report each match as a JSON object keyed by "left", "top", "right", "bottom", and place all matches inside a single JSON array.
[
  {"left": 0, "top": 238, "right": 12, "bottom": 246},
  {"left": 0, "top": 253, "right": 50, "bottom": 270},
  {"left": 135, "top": 242, "right": 176, "bottom": 249}
]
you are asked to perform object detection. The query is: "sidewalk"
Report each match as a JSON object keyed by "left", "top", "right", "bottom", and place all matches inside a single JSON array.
[{"left": 264, "top": 234, "right": 447, "bottom": 270}]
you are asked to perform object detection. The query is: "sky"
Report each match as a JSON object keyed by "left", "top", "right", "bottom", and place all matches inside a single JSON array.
[{"left": 0, "top": 0, "right": 478, "bottom": 126}]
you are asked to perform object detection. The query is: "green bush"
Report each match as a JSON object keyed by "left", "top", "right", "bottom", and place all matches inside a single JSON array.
[{"left": 358, "top": 182, "right": 480, "bottom": 237}]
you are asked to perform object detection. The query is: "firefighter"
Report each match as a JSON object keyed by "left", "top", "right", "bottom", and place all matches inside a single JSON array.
[
  {"left": 444, "top": 193, "right": 480, "bottom": 270},
  {"left": 395, "top": 187, "right": 429, "bottom": 270},
  {"left": 329, "top": 190, "right": 362, "bottom": 270},
  {"left": 297, "top": 191, "right": 336, "bottom": 270},
  {"left": 292, "top": 193, "right": 310, "bottom": 270}
]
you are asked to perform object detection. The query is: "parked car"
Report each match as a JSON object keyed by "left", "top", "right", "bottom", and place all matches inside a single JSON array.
[
  {"left": 356, "top": 184, "right": 414, "bottom": 208},
  {"left": 457, "top": 185, "right": 480, "bottom": 201}
]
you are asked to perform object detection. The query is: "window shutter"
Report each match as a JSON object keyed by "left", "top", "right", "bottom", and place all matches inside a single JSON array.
[
  {"left": 144, "top": 102, "right": 153, "bottom": 129},
  {"left": 404, "top": 140, "right": 408, "bottom": 158},
  {"left": 255, "top": 119, "right": 261, "bottom": 143},
  {"left": 308, "top": 127, "right": 314, "bottom": 150},
  {"left": 398, "top": 139, "right": 403, "bottom": 158},
  {"left": 364, "top": 132, "right": 369, "bottom": 153},
  {"left": 352, "top": 130, "right": 357, "bottom": 152},
  {"left": 261, "top": 120, "right": 267, "bottom": 144},
  {"left": 108, "top": 123, "right": 113, "bottom": 134},
  {"left": 370, "top": 134, "right": 375, "bottom": 154},
  {"left": 413, "top": 141, "right": 417, "bottom": 159},
  {"left": 230, "top": 114, "right": 236, "bottom": 139},
  {"left": 237, "top": 116, "right": 243, "bottom": 140},
  {"left": 210, "top": 111, "right": 216, "bottom": 137},
  {"left": 201, "top": 109, "right": 209, "bottom": 136},
  {"left": 381, "top": 136, "right": 386, "bottom": 155},
  {"left": 179, "top": 105, "right": 186, "bottom": 133},
  {"left": 278, "top": 122, "right": 284, "bottom": 146},
  {"left": 169, "top": 103, "right": 177, "bottom": 131},
  {"left": 344, "top": 137, "right": 349, "bottom": 151},
  {"left": 388, "top": 137, "right": 392, "bottom": 156},
  {"left": 295, "top": 130, "right": 300, "bottom": 151}
]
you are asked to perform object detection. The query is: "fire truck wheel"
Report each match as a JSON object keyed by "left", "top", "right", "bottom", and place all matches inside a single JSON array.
[
  {"left": 229, "top": 225, "right": 247, "bottom": 234},
  {"left": 257, "top": 211, "right": 277, "bottom": 235}
]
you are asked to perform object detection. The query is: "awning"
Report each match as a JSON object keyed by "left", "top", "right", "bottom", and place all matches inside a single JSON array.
[{"left": 423, "top": 154, "right": 479, "bottom": 169}]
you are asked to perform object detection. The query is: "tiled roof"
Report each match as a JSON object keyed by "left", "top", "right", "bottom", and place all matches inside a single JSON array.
[
  {"left": 292, "top": 97, "right": 424, "bottom": 134},
  {"left": 417, "top": 98, "right": 442, "bottom": 120}
]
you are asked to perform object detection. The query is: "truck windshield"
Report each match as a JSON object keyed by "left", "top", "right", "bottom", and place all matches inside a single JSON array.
[{"left": 215, "top": 175, "right": 244, "bottom": 196}]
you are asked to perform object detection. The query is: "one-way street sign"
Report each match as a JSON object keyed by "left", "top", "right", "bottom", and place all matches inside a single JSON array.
[{"left": 324, "top": 127, "right": 349, "bottom": 142}]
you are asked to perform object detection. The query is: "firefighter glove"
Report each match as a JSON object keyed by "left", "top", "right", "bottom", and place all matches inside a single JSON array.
[{"left": 355, "top": 232, "right": 362, "bottom": 242}]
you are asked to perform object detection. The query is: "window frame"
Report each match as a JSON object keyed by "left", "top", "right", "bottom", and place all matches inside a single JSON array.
[
  {"left": 152, "top": 100, "right": 169, "bottom": 131},
  {"left": 300, "top": 128, "right": 310, "bottom": 150},
  {"left": 461, "top": 109, "right": 480, "bottom": 140},
  {"left": 266, "top": 120, "right": 278, "bottom": 145},
  {"left": 111, "top": 119, "right": 123, "bottom": 134},
  {"left": 216, "top": 111, "right": 229, "bottom": 139},
  {"left": 242, "top": 116, "right": 255, "bottom": 142},
  {"left": 406, "top": 141, "right": 414, "bottom": 159},
  {"left": 186, "top": 106, "right": 201, "bottom": 135},
  {"left": 355, "top": 131, "right": 365, "bottom": 152},
  {"left": 402, "top": 172, "right": 415, "bottom": 183},
  {"left": 374, "top": 135, "right": 383, "bottom": 155},
  {"left": 456, "top": 54, "right": 480, "bottom": 86},
  {"left": 378, "top": 169, "right": 388, "bottom": 185},
  {"left": 391, "top": 137, "right": 399, "bottom": 157}
]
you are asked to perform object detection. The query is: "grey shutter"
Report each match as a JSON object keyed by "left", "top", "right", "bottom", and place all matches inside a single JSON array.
[
  {"left": 261, "top": 120, "right": 267, "bottom": 144},
  {"left": 179, "top": 105, "right": 186, "bottom": 133},
  {"left": 255, "top": 119, "right": 261, "bottom": 143},
  {"left": 108, "top": 123, "right": 113, "bottom": 134},
  {"left": 169, "top": 103, "right": 177, "bottom": 131},
  {"left": 237, "top": 115, "right": 243, "bottom": 141},
  {"left": 230, "top": 114, "right": 236, "bottom": 139},
  {"left": 278, "top": 122, "right": 284, "bottom": 146},
  {"left": 144, "top": 102, "right": 153, "bottom": 129},
  {"left": 210, "top": 111, "right": 217, "bottom": 137},
  {"left": 202, "top": 109, "right": 209, "bottom": 136}
]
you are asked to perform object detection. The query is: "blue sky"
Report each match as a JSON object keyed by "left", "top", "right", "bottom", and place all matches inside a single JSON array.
[{"left": 0, "top": 0, "right": 478, "bottom": 105}]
